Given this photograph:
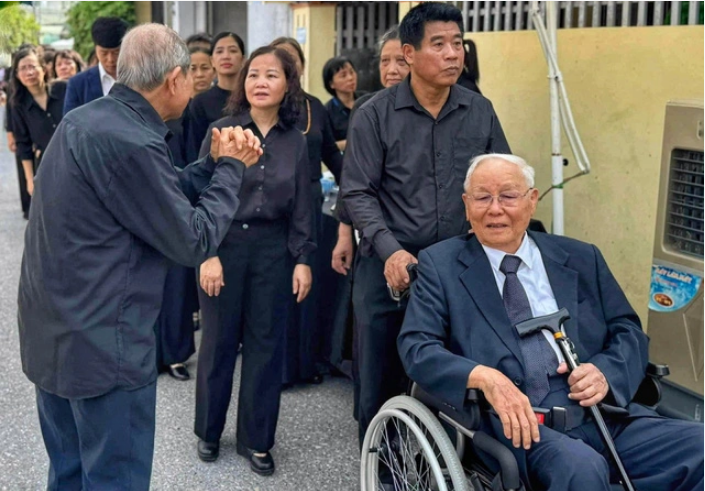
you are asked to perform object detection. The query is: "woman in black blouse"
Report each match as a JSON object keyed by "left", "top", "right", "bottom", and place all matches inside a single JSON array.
[
  {"left": 322, "top": 56, "right": 359, "bottom": 152},
  {"left": 10, "top": 46, "right": 66, "bottom": 197},
  {"left": 193, "top": 46, "right": 314, "bottom": 475},
  {"left": 187, "top": 31, "right": 245, "bottom": 161},
  {"left": 270, "top": 37, "right": 343, "bottom": 387}
]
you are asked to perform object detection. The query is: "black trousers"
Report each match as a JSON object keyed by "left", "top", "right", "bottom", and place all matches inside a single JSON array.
[
  {"left": 15, "top": 153, "right": 30, "bottom": 216},
  {"left": 283, "top": 182, "right": 323, "bottom": 383},
  {"left": 36, "top": 382, "right": 157, "bottom": 491},
  {"left": 194, "top": 221, "right": 290, "bottom": 451},
  {"left": 154, "top": 262, "right": 197, "bottom": 367},
  {"left": 353, "top": 253, "right": 410, "bottom": 446}
]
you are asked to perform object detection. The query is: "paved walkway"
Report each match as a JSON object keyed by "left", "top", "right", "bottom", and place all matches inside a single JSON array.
[{"left": 0, "top": 108, "right": 360, "bottom": 490}]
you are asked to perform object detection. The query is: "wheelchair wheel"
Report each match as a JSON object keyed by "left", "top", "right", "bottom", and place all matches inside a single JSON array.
[{"left": 361, "top": 395, "right": 471, "bottom": 491}]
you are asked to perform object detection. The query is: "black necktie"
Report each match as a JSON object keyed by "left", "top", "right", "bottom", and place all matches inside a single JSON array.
[{"left": 500, "top": 254, "right": 553, "bottom": 406}]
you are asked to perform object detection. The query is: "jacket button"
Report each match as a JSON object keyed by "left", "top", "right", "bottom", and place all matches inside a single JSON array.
[
  {"left": 514, "top": 378, "right": 522, "bottom": 386},
  {"left": 242, "top": 223, "right": 249, "bottom": 230}
]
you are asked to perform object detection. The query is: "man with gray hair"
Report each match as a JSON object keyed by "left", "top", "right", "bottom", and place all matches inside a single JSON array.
[
  {"left": 18, "top": 24, "right": 262, "bottom": 489},
  {"left": 398, "top": 154, "right": 703, "bottom": 490}
]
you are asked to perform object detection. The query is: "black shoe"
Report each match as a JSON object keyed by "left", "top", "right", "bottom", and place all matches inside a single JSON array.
[
  {"left": 307, "top": 374, "right": 324, "bottom": 385},
  {"left": 236, "top": 441, "right": 275, "bottom": 476},
  {"left": 167, "top": 364, "right": 190, "bottom": 381},
  {"left": 197, "top": 439, "right": 219, "bottom": 462}
]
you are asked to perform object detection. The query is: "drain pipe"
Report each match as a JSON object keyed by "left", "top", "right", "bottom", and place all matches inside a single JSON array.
[{"left": 546, "top": 2, "right": 564, "bottom": 235}]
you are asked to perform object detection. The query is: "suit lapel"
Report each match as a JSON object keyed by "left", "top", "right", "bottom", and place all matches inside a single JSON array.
[
  {"left": 530, "top": 231, "right": 580, "bottom": 343},
  {"left": 458, "top": 235, "right": 526, "bottom": 372}
]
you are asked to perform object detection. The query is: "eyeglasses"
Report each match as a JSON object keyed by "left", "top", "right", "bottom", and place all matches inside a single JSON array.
[
  {"left": 18, "top": 65, "right": 40, "bottom": 74},
  {"left": 468, "top": 188, "right": 533, "bottom": 208}
]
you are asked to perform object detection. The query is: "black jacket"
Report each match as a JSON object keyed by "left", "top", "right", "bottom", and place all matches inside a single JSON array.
[{"left": 18, "top": 84, "right": 246, "bottom": 399}]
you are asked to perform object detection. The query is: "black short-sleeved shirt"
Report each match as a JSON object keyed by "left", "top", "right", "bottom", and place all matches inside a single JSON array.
[
  {"left": 324, "top": 96, "right": 353, "bottom": 142},
  {"left": 187, "top": 85, "right": 230, "bottom": 161},
  {"left": 299, "top": 93, "right": 343, "bottom": 182},
  {"left": 12, "top": 81, "right": 66, "bottom": 161},
  {"left": 18, "top": 84, "right": 247, "bottom": 399},
  {"left": 199, "top": 112, "right": 316, "bottom": 264},
  {"left": 341, "top": 77, "right": 511, "bottom": 261}
]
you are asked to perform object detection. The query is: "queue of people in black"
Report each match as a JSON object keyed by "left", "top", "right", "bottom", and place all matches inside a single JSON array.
[{"left": 10, "top": 3, "right": 499, "bottom": 484}]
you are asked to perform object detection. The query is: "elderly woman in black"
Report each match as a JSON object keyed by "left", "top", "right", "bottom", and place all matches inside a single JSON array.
[
  {"left": 193, "top": 46, "right": 314, "bottom": 475},
  {"left": 270, "top": 37, "right": 343, "bottom": 388},
  {"left": 10, "top": 46, "right": 66, "bottom": 198}
]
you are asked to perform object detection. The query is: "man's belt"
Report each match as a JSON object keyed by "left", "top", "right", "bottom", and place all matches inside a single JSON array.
[{"left": 533, "top": 405, "right": 591, "bottom": 432}]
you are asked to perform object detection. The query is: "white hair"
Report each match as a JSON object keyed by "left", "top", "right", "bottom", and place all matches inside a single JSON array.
[
  {"left": 464, "top": 153, "right": 535, "bottom": 192},
  {"left": 117, "top": 23, "right": 190, "bottom": 92}
]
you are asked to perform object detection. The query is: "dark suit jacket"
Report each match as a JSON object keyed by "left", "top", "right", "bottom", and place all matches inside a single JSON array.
[
  {"left": 63, "top": 66, "right": 102, "bottom": 115},
  {"left": 398, "top": 231, "right": 650, "bottom": 416}
]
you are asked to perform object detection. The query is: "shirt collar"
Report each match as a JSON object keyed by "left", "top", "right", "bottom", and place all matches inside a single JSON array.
[
  {"left": 393, "top": 75, "right": 474, "bottom": 117},
  {"left": 481, "top": 232, "right": 535, "bottom": 274},
  {"left": 21, "top": 83, "right": 61, "bottom": 110},
  {"left": 98, "top": 63, "right": 115, "bottom": 82},
  {"left": 108, "top": 84, "right": 170, "bottom": 139}
]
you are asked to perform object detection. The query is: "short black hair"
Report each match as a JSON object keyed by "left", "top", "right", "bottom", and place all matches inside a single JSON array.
[
  {"left": 185, "top": 32, "right": 212, "bottom": 48},
  {"left": 399, "top": 2, "right": 464, "bottom": 49},
  {"left": 225, "top": 46, "right": 303, "bottom": 128},
  {"left": 91, "top": 17, "right": 129, "bottom": 48},
  {"left": 211, "top": 31, "right": 245, "bottom": 56},
  {"left": 321, "top": 56, "right": 355, "bottom": 97}
]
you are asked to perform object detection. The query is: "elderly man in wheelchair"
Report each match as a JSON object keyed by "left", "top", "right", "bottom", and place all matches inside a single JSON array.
[{"left": 361, "top": 153, "right": 703, "bottom": 491}]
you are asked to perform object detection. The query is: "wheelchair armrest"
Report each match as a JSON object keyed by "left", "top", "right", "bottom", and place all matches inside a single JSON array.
[
  {"left": 472, "top": 431, "right": 524, "bottom": 491},
  {"left": 409, "top": 383, "right": 483, "bottom": 430},
  {"left": 646, "top": 361, "right": 670, "bottom": 378},
  {"left": 633, "top": 362, "right": 670, "bottom": 409}
]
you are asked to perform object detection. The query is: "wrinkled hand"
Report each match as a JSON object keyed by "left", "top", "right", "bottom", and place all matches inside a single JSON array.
[
  {"left": 469, "top": 365, "right": 540, "bottom": 450},
  {"left": 200, "top": 256, "right": 224, "bottom": 297},
  {"left": 384, "top": 249, "right": 418, "bottom": 291},
  {"left": 331, "top": 223, "right": 354, "bottom": 275},
  {"left": 558, "top": 362, "right": 609, "bottom": 407},
  {"left": 292, "top": 264, "right": 312, "bottom": 303},
  {"left": 217, "top": 126, "right": 263, "bottom": 167}
]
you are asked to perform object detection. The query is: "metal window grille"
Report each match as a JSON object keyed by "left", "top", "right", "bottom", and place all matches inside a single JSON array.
[
  {"left": 449, "top": 1, "right": 704, "bottom": 32},
  {"left": 335, "top": 2, "right": 399, "bottom": 54},
  {"left": 666, "top": 149, "right": 705, "bottom": 258}
]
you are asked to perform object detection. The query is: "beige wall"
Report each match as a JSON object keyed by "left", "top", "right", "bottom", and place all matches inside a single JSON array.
[
  {"left": 134, "top": 1, "right": 152, "bottom": 24},
  {"left": 293, "top": 3, "right": 336, "bottom": 101},
  {"left": 472, "top": 26, "right": 704, "bottom": 326}
]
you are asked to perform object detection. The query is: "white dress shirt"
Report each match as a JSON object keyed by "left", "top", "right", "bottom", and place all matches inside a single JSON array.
[
  {"left": 481, "top": 233, "right": 565, "bottom": 364},
  {"left": 98, "top": 63, "right": 116, "bottom": 96}
]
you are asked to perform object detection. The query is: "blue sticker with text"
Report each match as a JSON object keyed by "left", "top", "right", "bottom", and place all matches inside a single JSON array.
[{"left": 648, "top": 264, "right": 702, "bottom": 312}]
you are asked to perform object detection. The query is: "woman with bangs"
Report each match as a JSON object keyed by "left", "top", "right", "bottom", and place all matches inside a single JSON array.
[
  {"left": 53, "top": 50, "right": 84, "bottom": 81},
  {"left": 192, "top": 46, "right": 314, "bottom": 476}
]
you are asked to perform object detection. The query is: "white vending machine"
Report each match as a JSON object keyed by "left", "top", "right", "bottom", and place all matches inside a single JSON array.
[{"left": 647, "top": 100, "right": 704, "bottom": 421}]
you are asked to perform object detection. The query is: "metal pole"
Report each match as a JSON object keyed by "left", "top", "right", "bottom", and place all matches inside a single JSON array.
[{"left": 547, "top": 3, "right": 564, "bottom": 235}]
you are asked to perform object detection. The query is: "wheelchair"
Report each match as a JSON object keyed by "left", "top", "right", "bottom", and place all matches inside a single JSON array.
[
  {"left": 366, "top": 265, "right": 670, "bottom": 491},
  {"left": 361, "top": 362, "right": 669, "bottom": 491}
]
